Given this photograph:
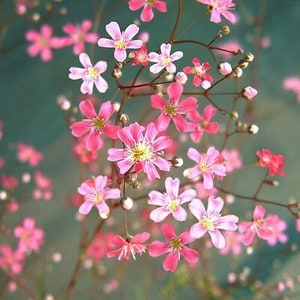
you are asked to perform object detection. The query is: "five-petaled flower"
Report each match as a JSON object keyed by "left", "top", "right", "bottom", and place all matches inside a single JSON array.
[
  {"left": 128, "top": 0, "right": 167, "bottom": 22},
  {"left": 149, "top": 224, "right": 199, "bottom": 272},
  {"left": 185, "top": 146, "right": 227, "bottom": 189},
  {"left": 69, "top": 53, "right": 108, "bottom": 95},
  {"left": 148, "top": 43, "right": 183, "bottom": 74},
  {"left": 70, "top": 99, "right": 119, "bottom": 151},
  {"left": 98, "top": 21, "right": 143, "bottom": 62},
  {"left": 183, "top": 58, "right": 213, "bottom": 88},
  {"left": 61, "top": 20, "right": 99, "bottom": 55},
  {"left": 107, "top": 232, "right": 150, "bottom": 260},
  {"left": 78, "top": 175, "right": 121, "bottom": 218},
  {"left": 108, "top": 122, "right": 173, "bottom": 181},
  {"left": 196, "top": 0, "right": 237, "bottom": 24},
  {"left": 151, "top": 82, "right": 198, "bottom": 132},
  {"left": 0, "top": 244, "right": 25, "bottom": 274},
  {"left": 148, "top": 177, "right": 197, "bottom": 222},
  {"left": 189, "top": 196, "right": 239, "bottom": 249}
]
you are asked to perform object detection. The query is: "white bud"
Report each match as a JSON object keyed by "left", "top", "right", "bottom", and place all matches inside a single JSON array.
[{"left": 218, "top": 62, "right": 232, "bottom": 75}]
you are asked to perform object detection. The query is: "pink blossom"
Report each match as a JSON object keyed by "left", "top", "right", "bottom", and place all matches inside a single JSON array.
[
  {"left": 148, "top": 43, "right": 183, "bottom": 74},
  {"left": 175, "top": 72, "right": 188, "bottom": 84},
  {"left": 221, "top": 149, "right": 242, "bottom": 172},
  {"left": 189, "top": 196, "right": 239, "bottom": 248},
  {"left": 61, "top": 20, "right": 99, "bottom": 55},
  {"left": 185, "top": 146, "right": 227, "bottom": 189},
  {"left": 242, "top": 86, "right": 258, "bottom": 100},
  {"left": 183, "top": 58, "right": 213, "bottom": 88},
  {"left": 32, "top": 171, "right": 52, "bottom": 200},
  {"left": 196, "top": 0, "right": 237, "bottom": 24},
  {"left": 0, "top": 244, "right": 25, "bottom": 274},
  {"left": 239, "top": 205, "right": 274, "bottom": 246},
  {"left": 0, "top": 175, "right": 19, "bottom": 191},
  {"left": 16, "top": 143, "right": 43, "bottom": 167},
  {"left": 107, "top": 232, "right": 150, "bottom": 260},
  {"left": 148, "top": 177, "right": 196, "bottom": 222},
  {"left": 151, "top": 82, "right": 198, "bottom": 132},
  {"left": 70, "top": 100, "right": 119, "bottom": 151},
  {"left": 215, "top": 40, "right": 242, "bottom": 60},
  {"left": 98, "top": 22, "right": 143, "bottom": 62},
  {"left": 296, "top": 219, "right": 300, "bottom": 232},
  {"left": 78, "top": 175, "right": 121, "bottom": 218},
  {"left": 131, "top": 44, "right": 149, "bottom": 66},
  {"left": 265, "top": 215, "right": 288, "bottom": 246},
  {"left": 128, "top": 0, "right": 167, "bottom": 22},
  {"left": 218, "top": 62, "right": 232, "bottom": 75},
  {"left": 15, "top": 0, "right": 37, "bottom": 15},
  {"left": 25, "top": 24, "right": 64, "bottom": 61},
  {"left": 187, "top": 104, "right": 219, "bottom": 142},
  {"left": 149, "top": 224, "right": 199, "bottom": 272},
  {"left": 256, "top": 148, "right": 285, "bottom": 177},
  {"left": 73, "top": 136, "right": 98, "bottom": 164},
  {"left": 219, "top": 231, "right": 243, "bottom": 255},
  {"left": 283, "top": 76, "right": 300, "bottom": 101},
  {"left": 108, "top": 122, "right": 173, "bottom": 181},
  {"left": 14, "top": 218, "right": 44, "bottom": 253},
  {"left": 69, "top": 53, "right": 108, "bottom": 95}
]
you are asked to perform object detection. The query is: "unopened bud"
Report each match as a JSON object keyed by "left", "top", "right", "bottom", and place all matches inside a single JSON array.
[
  {"left": 245, "top": 52, "right": 255, "bottom": 62},
  {"left": 218, "top": 62, "right": 232, "bottom": 75},
  {"left": 231, "top": 111, "right": 239, "bottom": 120},
  {"left": 242, "top": 86, "right": 258, "bottom": 100},
  {"left": 119, "top": 113, "right": 129, "bottom": 125},
  {"left": 171, "top": 157, "right": 183, "bottom": 168},
  {"left": 175, "top": 72, "right": 188, "bottom": 84},
  {"left": 112, "top": 68, "right": 122, "bottom": 79},
  {"left": 238, "top": 59, "right": 249, "bottom": 69},
  {"left": 232, "top": 67, "right": 243, "bottom": 78},
  {"left": 201, "top": 80, "right": 211, "bottom": 89},
  {"left": 222, "top": 25, "right": 230, "bottom": 35},
  {"left": 121, "top": 197, "right": 134, "bottom": 210},
  {"left": 248, "top": 124, "right": 259, "bottom": 134}
]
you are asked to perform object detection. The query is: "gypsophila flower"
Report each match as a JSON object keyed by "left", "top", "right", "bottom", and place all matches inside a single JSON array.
[
  {"left": 148, "top": 43, "right": 183, "bottom": 74},
  {"left": 148, "top": 177, "right": 196, "bottom": 222},
  {"left": 69, "top": 53, "right": 108, "bottom": 94},
  {"left": 189, "top": 196, "right": 239, "bottom": 248},
  {"left": 98, "top": 22, "right": 143, "bottom": 62}
]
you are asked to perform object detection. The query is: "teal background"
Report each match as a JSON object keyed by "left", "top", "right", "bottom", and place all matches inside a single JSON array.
[{"left": 0, "top": 0, "right": 300, "bottom": 299}]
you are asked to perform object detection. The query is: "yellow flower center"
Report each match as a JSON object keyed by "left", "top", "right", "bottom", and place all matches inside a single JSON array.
[
  {"left": 164, "top": 103, "right": 177, "bottom": 116},
  {"left": 199, "top": 161, "right": 210, "bottom": 173},
  {"left": 128, "top": 143, "right": 153, "bottom": 163},
  {"left": 162, "top": 57, "right": 171, "bottom": 67},
  {"left": 92, "top": 117, "right": 105, "bottom": 131},
  {"left": 166, "top": 197, "right": 179, "bottom": 211},
  {"left": 201, "top": 216, "right": 214, "bottom": 230},
  {"left": 88, "top": 67, "right": 100, "bottom": 80},
  {"left": 88, "top": 191, "right": 103, "bottom": 203},
  {"left": 115, "top": 39, "right": 126, "bottom": 49},
  {"left": 146, "top": 0, "right": 156, "bottom": 6},
  {"left": 169, "top": 237, "right": 182, "bottom": 252}
]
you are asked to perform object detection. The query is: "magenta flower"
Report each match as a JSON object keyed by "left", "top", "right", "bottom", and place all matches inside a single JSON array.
[
  {"left": 78, "top": 175, "right": 121, "bottom": 218},
  {"left": 131, "top": 44, "right": 149, "bottom": 66},
  {"left": 149, "top": 224, "right": 199, "bottom": 272},
  {"left": 128, "top": 0, "right": 167, "bottom": 22},
  {"left": 183, "top": 58, "right": 213, "bottom": 88},
  {"left": 189, "top": 196, "right": 239, "bottom": 249},
  {"left": 148, "top": 43, "right": 183, "bottom": 74},
  {"left": 0, "top": 244, "right": 25, "bottom": 274},
  {"left": 187, "top": 104, "right": 219, "bottom": 142},
  {"left": 16, "top": 143, "right": 43, "bottom": 167},
  {"left": 185, "top": 146, "right": 227, "bottom": 189},
  {"left": 108, "top": 122, "right": 173, "bottom": 181},
  {"left": 283, "top": 76, "right": 300, "bottom": 101},
  {"left": 61, "top": 20, "right": 99, "bottom": 55},
  {"left": 25, "top": 24, "right": 64, "bottom": 61},
  {"left": 239, "top": 205, "right": 276, "bottom": 246},
  {"left": 107, "top": 232, "right": 150, "bottom": 260},
  {"left": 196, "top": 0, "right": 237, "bottom": 24},
  {"left": 70, "top": 99, "right": 119, "bottom": 151},
  {"left": 14, "top": 218, "right": 44, "bottom": 253},
  {"left": 151, "top": 82, "right": 198, "bottom": 132},
  {"left": 148, "top": 177, "right": 196, "bottom": 222},
  {"left": 69, "top": 53, "right": 108, "bottom": 95},
  {"left": 98, "top": 21, "right": 143, "bottom": 62}
]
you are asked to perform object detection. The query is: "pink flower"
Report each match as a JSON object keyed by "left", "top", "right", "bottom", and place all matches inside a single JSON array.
[
  {"left": 0, "top": 244, "right": 25, "bottom": 274},
  {"left": 183, "top": 58, "right": 213, "bottom": 88},
  {"left": 107, "top": 232, "right": 150, "bottom": 260},
  {"left": 215, "top": 40, "right": 242, "bottom": 59},
  {"left": 185, "top": 146, "right": 227, "bottom": 189},
  {"left": 98, "top": 22, "right": 143, "bottom": 62},
  {"left": 148, "top": 43, "right": 183, "bottom": 74},
  {"left": 256, "top": 148, "right": 285, "bottom": 177},
  {"left": 108, "top": 122, "right": 173, "bottom": 181},
  {"left": 148, "top": 177, "right": 196, "bottom": 222},
  {"left": 219, "top": 231, "right": 243, "bottom": 255},
  {"left": 221, "top": 149, "right": 242, "bottom": 172},
  {"left": 70, "top": 100, "right": 119, "bottom": 151},
  {"left": 32, "top": 171, "right": 52, "bottom": 200},
  {"left": 16, "top": 143, "right": 43, "bottom": 167},
  {"left": 61, "top": 20, "right": 99, "bottom": 55},
  {"left": 78, "top": 175, "right": 121, "bottom": 218},
  {"left": 187, "top": 104, "right": 219, "bottom": 142},
  {"left": 15, "top": 0, "right": 37, "bottom": 15},
  {"left": 189, "top": 196, "right": 239, "bottom": 249},
  {"left": 131, "top": 44, "right": 149, "bottom": 66},
  {"left": 238, "top": 205, "right": 274, "bottom": 246},
  {"left": 73, "top": 136, "right": 98, "bottom": 164},
  {"left": 196, "top": 0, "right": 237, "bottom": 24},
  {"left": 242, "top": 86, "right": 258, "bottom": 100},
  {"left": 25, "top": 24, "right": 64, "bottom": 61},
  {"left": 265, "top": 215, "right": 288, "bottom": 246},
  {"left": 149, "top": 224, "right": 199, "bottom": 272},
  {"left": 0, "top": 175, "right": 19, "bottom": 191},
  {"left": 69, "top": 53, "right": 108, "bottom": 95},
  {"left": 14, "top": 218, "right": 44, "bottom": 253},
  {"left": 283, "top": 76, "right": 300, "bottom": 101},
  {"left": 151, "top": 82, "right": 198, "bottom": 132},
  {"left": 128, "top": 0, "right": 167, "bottom": 22}
]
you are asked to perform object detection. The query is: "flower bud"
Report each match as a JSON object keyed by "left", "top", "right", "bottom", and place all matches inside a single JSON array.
[
  {"left": 170, "top": 157, "right": 183, "bottom": 168},
  {"left": 238, "top": 59, "right": 249, "bottom": 69},
  {"left": 112, "top": 68, "right": 122, "bottom": 79},
  {"left": 231, "top": 111, "right": 239, "bottom": 120},
  {"left": 232, "top": 67, "right": 243, "bottom": 78},
  {"left": 242, "top": 86, "right": 258, "bottom": 100},
  {"left": 222, "top": 25, "right": 230, "bottom": 35},
  {"left": 218, "top": 62, "right": 232, "bottom": 75},
  {"left": 121, "top": 197, "right": 134, "bottom": 210},
  {"left": 119, "top": 113, "right": 129, "bottom": 125},
  {"left": 201, "top": 80, "right": 211, "bottom": 89},
  {"left": 175, "top": 72, "right": 188, "bottom": 84},
  {"left": 244, "top": 52, "right": 255, "bottom": 62},
  {"left": 248, "top": 124, "right": 259, "bottom": 134}
]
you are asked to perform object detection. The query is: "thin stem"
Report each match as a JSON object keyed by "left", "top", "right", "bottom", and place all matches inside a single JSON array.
[{"left": 169, "top": 0, "right": 182, "bottom": 43}]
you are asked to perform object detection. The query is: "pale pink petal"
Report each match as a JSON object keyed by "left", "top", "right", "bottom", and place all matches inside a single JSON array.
[
  {"left": 97, "top": 38, "right": 115, "bottom": 48},
  {"left": 79, "top": 201, "right": 94, "bottom": 215},
  {"left": 105, "top": 21, "right": 121, "bottom": 40},
  {"left": 79, "top": 53, "right": 92, "bottom": 68},
  {"left": 123, "top": 24, "right": 140, "bottom": 41},
  {"left": 150, "top": 207, "right": 170, "bottom": 222},
  {"left": 209, "top": 230, "right": 225, "bottom": 248}
]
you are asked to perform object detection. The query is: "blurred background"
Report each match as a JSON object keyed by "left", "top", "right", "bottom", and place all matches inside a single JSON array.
[{"left": 0, "top": 0, "right": 300, "bottom": 299}]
